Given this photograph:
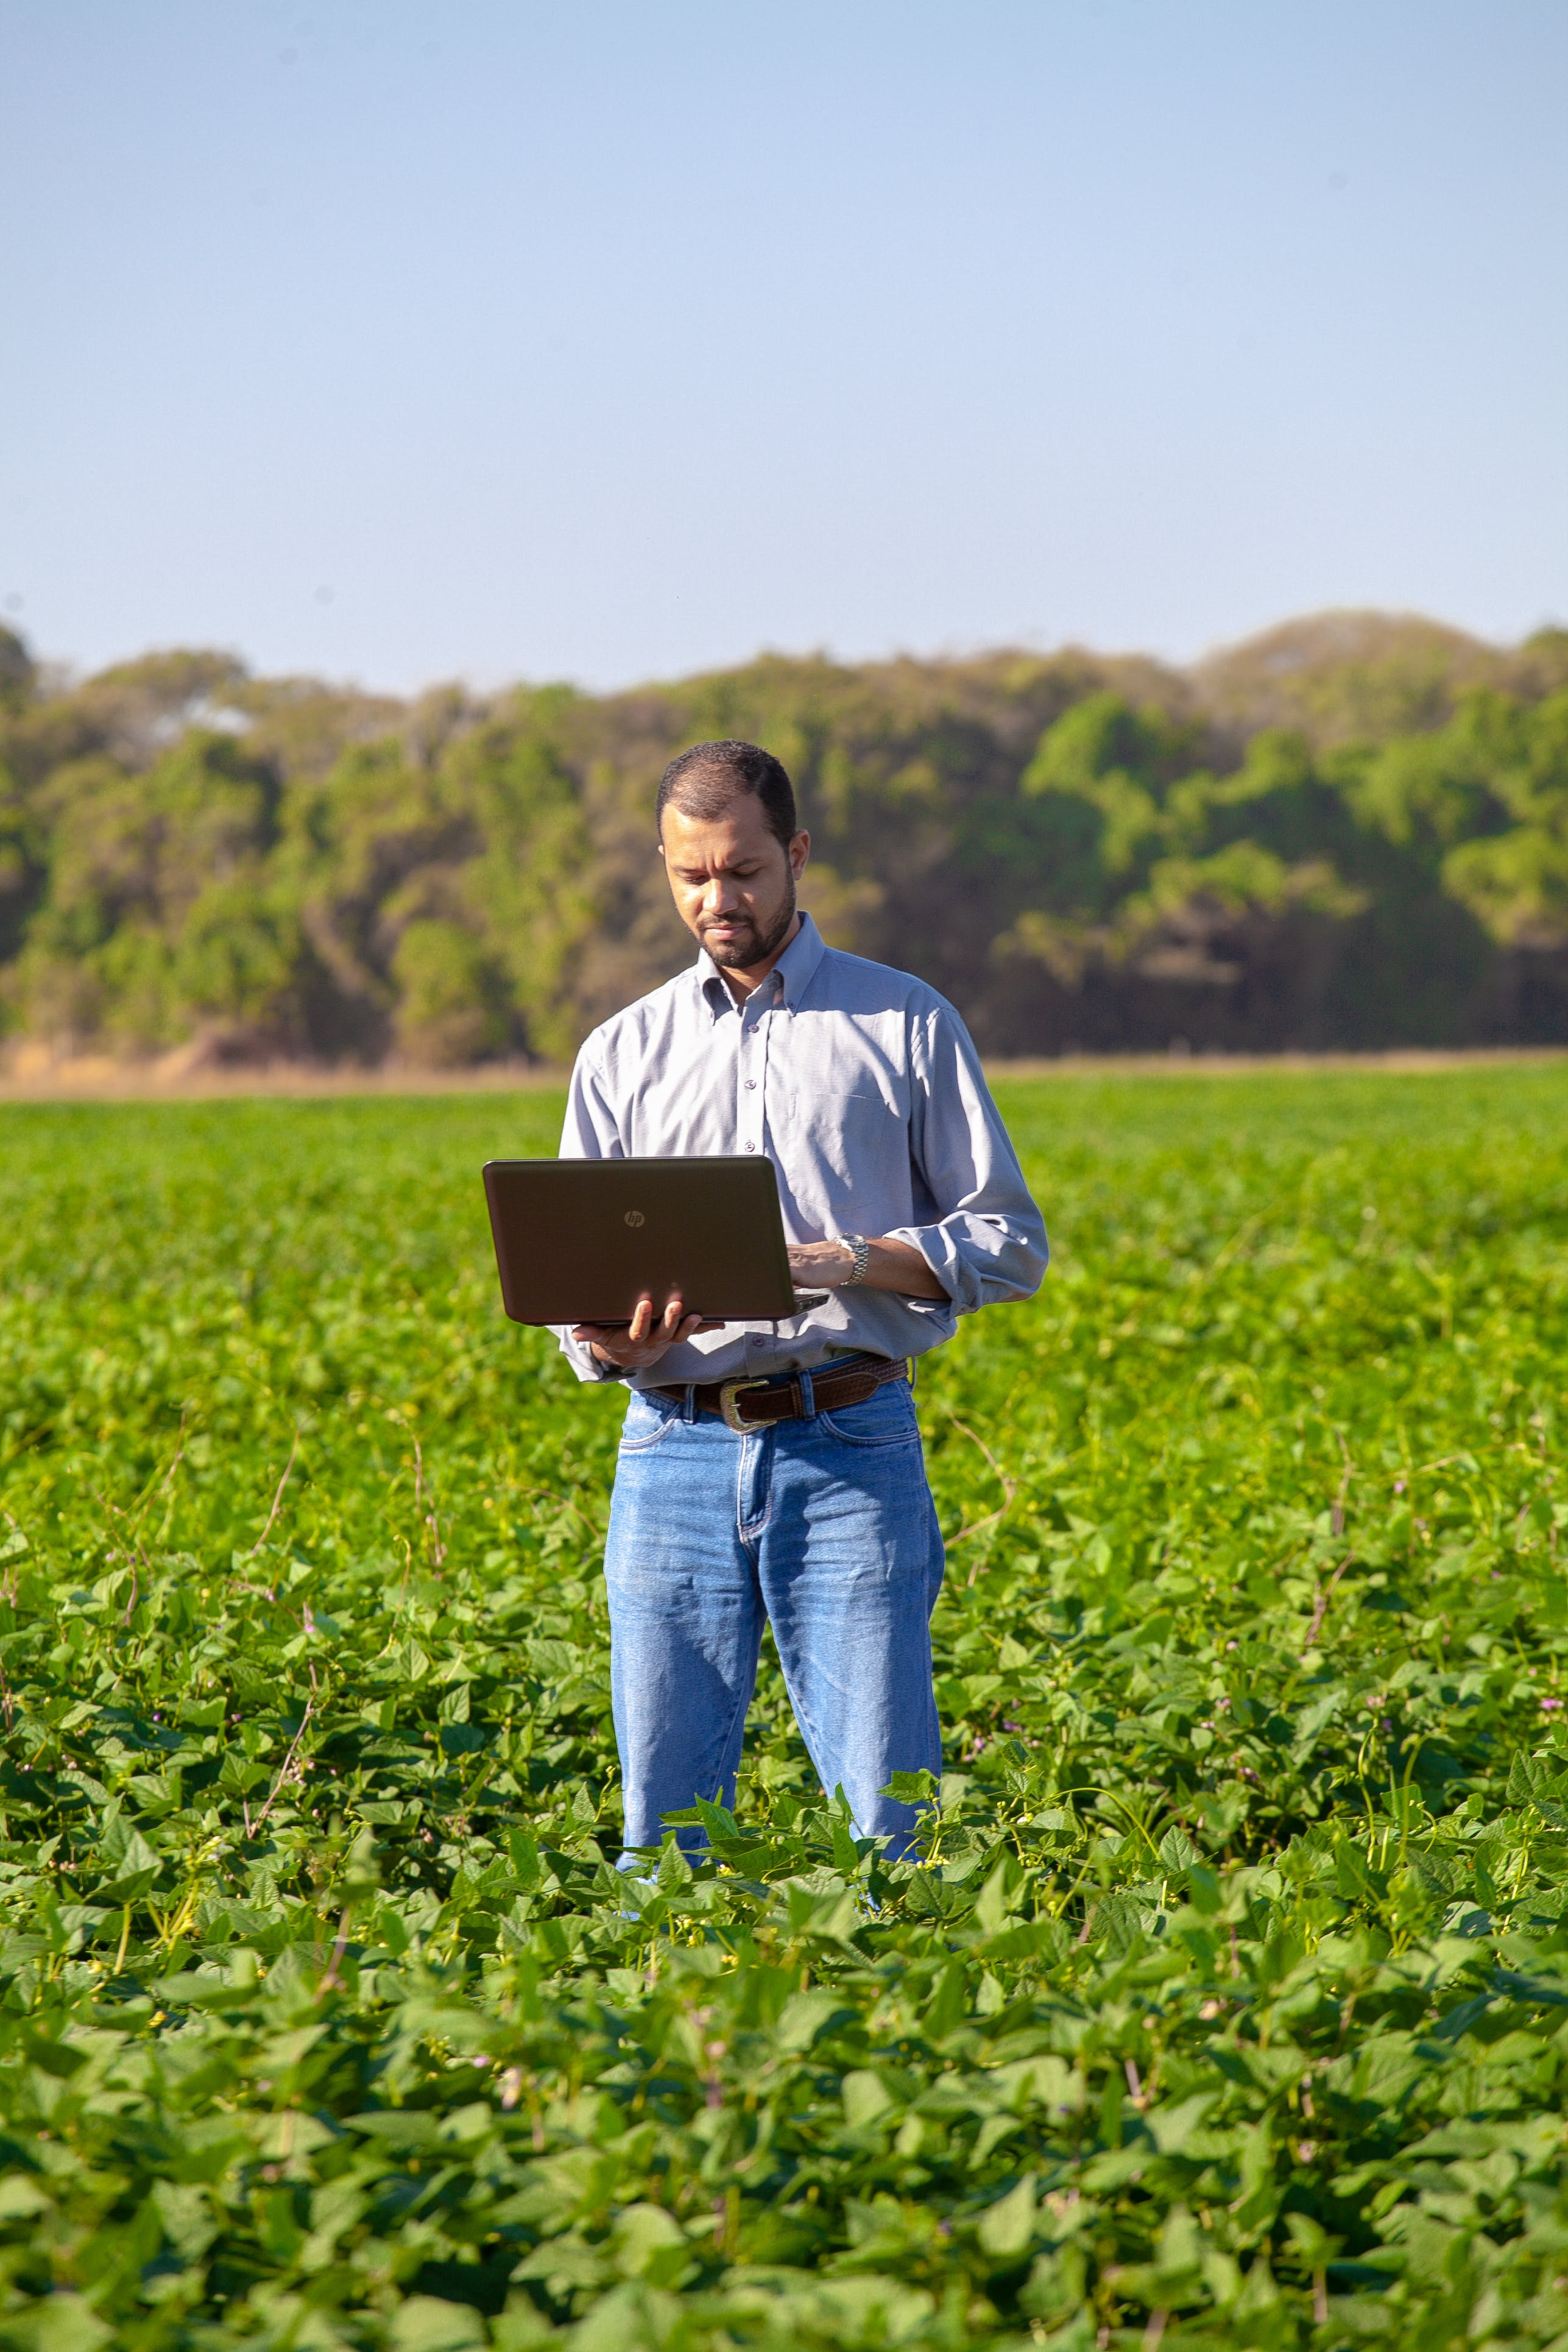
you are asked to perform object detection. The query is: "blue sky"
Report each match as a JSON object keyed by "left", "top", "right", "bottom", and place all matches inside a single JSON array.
[{"left": 2, "top": 1, "right": 1564, "bottom": 693}]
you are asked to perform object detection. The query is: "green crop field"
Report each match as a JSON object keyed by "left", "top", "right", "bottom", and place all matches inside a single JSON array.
[{"left": 2, "top": 1067, "right": 1567, "bottom": 2352}]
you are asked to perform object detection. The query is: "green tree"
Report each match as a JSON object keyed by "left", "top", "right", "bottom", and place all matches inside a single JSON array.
[
  {"left": 173, "top": 880, "right": 307, "bottom": 1041},
  {"left": 2, "top": 616, "right": 1566, "bottom": 1062},
  {"left": 391, "top": 919, "right": 511, "bottom": 1067}
]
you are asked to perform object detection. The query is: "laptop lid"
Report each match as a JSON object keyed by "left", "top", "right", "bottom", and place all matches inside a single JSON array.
[{"left": 482, "top": 1156, "right": 802, "bottom": 1326}]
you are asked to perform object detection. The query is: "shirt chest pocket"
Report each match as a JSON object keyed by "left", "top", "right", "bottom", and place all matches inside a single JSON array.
[{"left": 774, "top": 1082, "right": 905, "bottom": 1187}]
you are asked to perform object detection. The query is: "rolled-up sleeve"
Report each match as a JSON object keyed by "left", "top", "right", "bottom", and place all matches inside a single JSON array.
[
  {"left": 554, "top": 1050, "right": 628, "bottom": 1382},
  {"left": 885, "top": 1006, "right": 1048, "bottom": 1315}
]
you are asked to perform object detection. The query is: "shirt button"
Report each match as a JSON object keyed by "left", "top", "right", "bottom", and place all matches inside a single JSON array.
[
  {"left": 745, "top": 1080, "right": 757, "bottom": 1090},
  {"left": 744, "top": 1142, "right": 755, "bottom": 1152}
]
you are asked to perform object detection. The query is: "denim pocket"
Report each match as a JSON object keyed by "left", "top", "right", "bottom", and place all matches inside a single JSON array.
[
  {"left": 618, "top": 1393, "right": 681, "bottom": 1453},
  {"left": 817, "top": 1380, "right": 919, "bottom": 1448}
]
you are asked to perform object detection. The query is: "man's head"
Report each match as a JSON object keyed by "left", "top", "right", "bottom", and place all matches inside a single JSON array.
[{"left": 656, "top": 740, "right": 809, "bottom": 977}]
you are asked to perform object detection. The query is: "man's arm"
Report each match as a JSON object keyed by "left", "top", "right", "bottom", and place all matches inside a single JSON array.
[
  {"left": 583, "top": 1237, "right": 944, "bottom": 1368},
  {"left": 888, "top": 1002, "right": 1048, "bottom": 1312},
  {"left": 785, "top": 1235, "right": 949, "bottom": 1299},
  {"left": 556, "top": 1051, "right": 640, "bottom": 1381},
  {"left": 559, "top": 1047, "right": 724, "bottom": 1374}
]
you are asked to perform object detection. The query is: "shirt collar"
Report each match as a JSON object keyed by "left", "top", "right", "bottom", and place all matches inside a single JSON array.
[{"left": 696, "top": 910, "right": 826, "bottom": 1020}]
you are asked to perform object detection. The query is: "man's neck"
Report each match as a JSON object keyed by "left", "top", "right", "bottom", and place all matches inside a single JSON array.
[{"left": 716, "top": 912, "right": 802, "bottom": 1001}]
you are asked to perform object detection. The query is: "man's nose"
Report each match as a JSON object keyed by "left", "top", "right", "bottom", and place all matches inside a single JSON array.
[{"left": 702, "top": 875, "right": 743, "bottom": 914}]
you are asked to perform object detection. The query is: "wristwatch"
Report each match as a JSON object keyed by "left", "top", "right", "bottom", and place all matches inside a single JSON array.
[{"left": 838, "top": 1234, "right": 871, "bottom": 1287}]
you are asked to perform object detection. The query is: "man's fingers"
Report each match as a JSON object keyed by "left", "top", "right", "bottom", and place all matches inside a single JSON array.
[{"left": 573, "top": 1297, "right": 716, "bottom": 1364}]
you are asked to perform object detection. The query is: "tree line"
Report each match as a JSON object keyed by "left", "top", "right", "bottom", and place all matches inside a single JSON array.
[{"left": 1, "top": 609, "right": 1566, "bottom": 1066}]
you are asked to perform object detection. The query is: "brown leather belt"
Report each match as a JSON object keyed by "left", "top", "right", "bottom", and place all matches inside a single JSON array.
[{"left": 652, "top": 1353, "right": 909, "bottom": 1433}]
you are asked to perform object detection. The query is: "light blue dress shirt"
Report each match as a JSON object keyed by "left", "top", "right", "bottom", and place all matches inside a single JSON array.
[{"left": 555, "top": 913, "right": 1047, "bottom": 1386}]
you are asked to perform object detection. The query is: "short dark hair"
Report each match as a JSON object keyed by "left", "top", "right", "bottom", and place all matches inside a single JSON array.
[{"left": 655, "top": 739, "right": 797, "bottom": 850}]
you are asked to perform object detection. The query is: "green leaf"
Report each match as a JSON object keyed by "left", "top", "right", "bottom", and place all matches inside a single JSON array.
[
  {"left": 0, "top": 2177, "right": 51, "bottom": 2220},
  {"left": 976, "top": 2174, "right": 1037, "bottom": 2257},
  {"left": 0, "top": 2300, "right": 111, "bottom": 2352},
  {"left": 389, "top": 2297, "right": 489, "bottom": 2352}
]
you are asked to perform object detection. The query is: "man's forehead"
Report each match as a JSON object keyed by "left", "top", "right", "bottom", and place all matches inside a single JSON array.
[{"left": 659, "top": 802, "right": 775, "bottom": 862}]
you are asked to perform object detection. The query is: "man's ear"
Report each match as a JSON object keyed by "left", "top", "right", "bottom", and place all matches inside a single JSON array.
[{"left": 789, "top": 829, "right": 810, "bottom": 878}]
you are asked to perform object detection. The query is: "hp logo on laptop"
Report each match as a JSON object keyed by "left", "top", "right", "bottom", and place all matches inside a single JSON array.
[{"left": 624, "top": 1210, "right": 645, "bottom": 1227}]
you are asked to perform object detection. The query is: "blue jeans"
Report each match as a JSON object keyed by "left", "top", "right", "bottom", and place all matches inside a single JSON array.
[{"left": 603, "top": 1368, "right": 945, "bottom": 1859}]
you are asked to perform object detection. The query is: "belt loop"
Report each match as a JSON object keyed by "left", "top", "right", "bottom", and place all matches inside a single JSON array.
[
  {"left": 682, "top": 1383, "right": 696, "bottom": 1424},
  {"left": 798, "top": 1368, "right": 815, "bottom": 1418}
]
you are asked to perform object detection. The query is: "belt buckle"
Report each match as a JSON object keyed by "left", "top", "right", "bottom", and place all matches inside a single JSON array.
[{"left": 718, "top": 1376, "right": 771, "bottom": 1433}]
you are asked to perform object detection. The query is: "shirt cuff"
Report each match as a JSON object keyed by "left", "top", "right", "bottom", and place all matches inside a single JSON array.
[
  {"left": 883, "top": 1227, "right": 972, "bottom": 1313},
  {"left": 556, "top": 1329, "right": 629, "bottom": 1385}
]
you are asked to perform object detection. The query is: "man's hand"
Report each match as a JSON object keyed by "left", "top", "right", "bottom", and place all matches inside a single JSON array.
[
  {"left": 786, "top": 1237, "right": 949, "bottom": 1301},
  {"left": 573, "top": 1293, "right": 723, "bottom": 1372}
]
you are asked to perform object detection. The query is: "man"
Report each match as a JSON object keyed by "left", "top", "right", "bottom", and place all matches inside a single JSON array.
[{"left": 558, "top": 738, "right": 1046, "bottom": 1860}]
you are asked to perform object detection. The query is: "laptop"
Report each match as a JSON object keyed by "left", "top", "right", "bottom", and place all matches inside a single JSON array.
[{"left": 482, "top": 1156, "right": 830, "bottom": 1326}]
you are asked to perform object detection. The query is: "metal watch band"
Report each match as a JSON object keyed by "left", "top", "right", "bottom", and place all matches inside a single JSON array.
[{"left": 839, "top": 1234, "right": 871, "bottom": 1287}]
